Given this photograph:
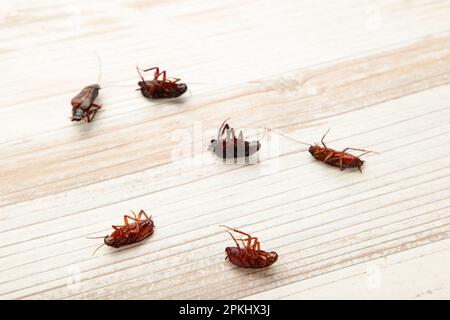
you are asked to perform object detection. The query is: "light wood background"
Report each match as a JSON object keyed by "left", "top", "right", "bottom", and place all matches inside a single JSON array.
[{"left": 1, "top": 0, "right": 450, "bottom": 300}]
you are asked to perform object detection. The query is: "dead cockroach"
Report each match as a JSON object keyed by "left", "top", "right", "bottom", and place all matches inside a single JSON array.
[
  {"left": 88, "top": 210, "right": 154, "bottom": 255},
  {"left": 277, "top": 129, "right": 376, "bottom": 172},
  {"left": 210, "top": 119, "right": 261, "bottom": 159},
  {"left": 71, "top": 84, "right": 102, "bottom": 122},
  {"left": 220, "top": 225, "right": 278, "bottom": 269},
  {"left": 136, "top": 66, "right": 187, "bottom": 99}
]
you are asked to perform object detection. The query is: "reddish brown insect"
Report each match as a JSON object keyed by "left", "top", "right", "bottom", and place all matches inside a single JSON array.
[
  {"left": 210, "top": 119, "right": 261, "bottom": 159},
  {"left": 278, "top": 129, "right": 376, "bottom": 172},
  {"left": 89, "top": 210, "right": 154, "bottom": 255},
  {"left": 220, "top": 225, "right": 278, "bottom": 269},
  {"left": 136, "top": 66, "right": 187, "bottom": 99},
  {"left": 71, "top": 84, "right": 102, "bottom": 122}
]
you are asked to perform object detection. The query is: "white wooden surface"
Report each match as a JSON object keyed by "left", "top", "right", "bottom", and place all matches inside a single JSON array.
[{"left": 1, "top": 0, "right": 450, "bottom": 300}]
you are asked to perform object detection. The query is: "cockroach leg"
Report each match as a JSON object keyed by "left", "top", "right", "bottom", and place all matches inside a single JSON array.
[
  {"left": 222, "top": 124, "right": 230, "bottom": 136},
  {"left": 85, "top": 104, "right": 102, "bottom": 122},
  {"left": 211, "top": 120, "right": 261, "bottom": 160},
  {"left": 339, "top": 157, "right": 345, "bottom": 170},
  {"left": 357, "top": 152, "right": 371, "bottom": 159},
  {"left": 221, "top": 225, "right": 251, "bottom": 237},
  {"left": 342, "top": 147, "right": 370, "bottom": 153},
  {"left": 278, "top": 129, "right": 375, "bottom": 171},
  {"left": 236, "top": 236, "right": 260, "bottom": 256},
  {"left": 136, "top": 66, "right": 152, "bottom": 97},
  {"left": 135, "top": 209, "right": 149, "bottom": 220},
  {"left": 216, "top": 118, "right": 230, "bottom": 138},
  {"left": 92, "top": 243, "right": 105, "bottom": 256}
]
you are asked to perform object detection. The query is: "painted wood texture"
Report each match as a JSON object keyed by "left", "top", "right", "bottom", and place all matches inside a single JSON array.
[{"left": 1, "top": 0, "right": 450, "bottom": 299}]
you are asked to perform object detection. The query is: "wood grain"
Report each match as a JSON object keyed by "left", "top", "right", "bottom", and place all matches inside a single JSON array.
[{"left": 1, "top": 0, "right": 450, "bottom": 299}]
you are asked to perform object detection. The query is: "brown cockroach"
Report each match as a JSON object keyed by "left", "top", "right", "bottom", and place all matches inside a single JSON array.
[
  {"left": 210, "top": 119, "right": 261, "bottom": 159},
  {"left": 71, "top": 84, "right": 102, "bottom": 122},
  {"left": 88, "top": 210, "right": 154, "bottom": 255},
  {"left": 136, "top": 66, "right": 188, "bottom": 99},
  {"left": 220, "top": 225, "right": 278, "bottom": 269},
  {"left": 277, "top": 129, "right": 376, "bottom": 172}
]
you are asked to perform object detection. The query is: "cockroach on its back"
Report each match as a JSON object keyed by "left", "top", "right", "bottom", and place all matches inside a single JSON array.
[
  {"left": 137, "top": 66, "right": 188, "bottom": 99},
  {"left": 220, "top": 225, "right": 278, "bottom": 269},
  {"left": 88, "top": 210, "right": 154, "bottom": 255},
  {"left": 277, "top": 129, "right": 376, "bottom": 172},
  {"left": 71, "top": 84, "right": 101, "bottom": 122},
  {"left": 210, "top": 119, "right": 261, "bottom": 159}
]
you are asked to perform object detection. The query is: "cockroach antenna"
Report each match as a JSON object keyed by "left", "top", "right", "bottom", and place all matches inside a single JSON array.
[
  {"left": 136, "top": 66, "right": 188, "bottom": 99},
  {"left": 87, "top": 210, "right": 155, "bottom": 255}
]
